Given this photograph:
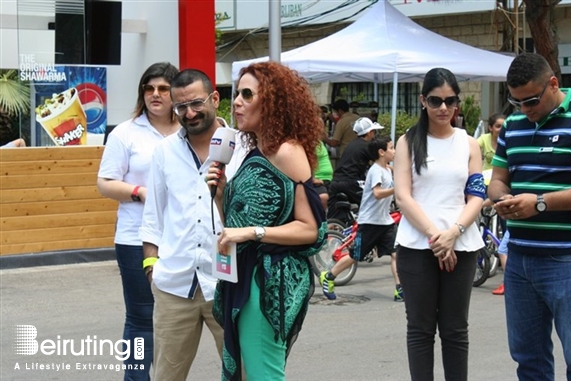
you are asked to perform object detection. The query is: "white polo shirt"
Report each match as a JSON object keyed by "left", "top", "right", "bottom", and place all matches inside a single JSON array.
[{"left": 98, "top": 113, "right": 173, "bottom": 245}]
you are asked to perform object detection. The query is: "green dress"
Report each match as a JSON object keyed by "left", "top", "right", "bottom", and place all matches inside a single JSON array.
[{"left": 213, "top": 148, "right": 327, "bottom": 381}]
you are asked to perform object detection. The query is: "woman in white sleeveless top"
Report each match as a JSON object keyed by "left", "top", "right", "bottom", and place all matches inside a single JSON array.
[{"left": 394, "top": 68, "right": 485, "bottom": 381}]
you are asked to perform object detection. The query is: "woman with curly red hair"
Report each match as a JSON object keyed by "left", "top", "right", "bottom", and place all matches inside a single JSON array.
[{"left": 208, "top": 61, "right": 327, "bottom": 380}]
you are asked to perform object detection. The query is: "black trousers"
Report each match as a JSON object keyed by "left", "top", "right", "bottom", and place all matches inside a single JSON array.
[{"left": 396, "top": 246, "right": 477, "bottom": 381}]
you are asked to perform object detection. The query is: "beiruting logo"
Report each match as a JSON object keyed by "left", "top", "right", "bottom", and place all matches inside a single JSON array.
[{"left": 12, "top": 325, "right": 145, "bottom": 372}]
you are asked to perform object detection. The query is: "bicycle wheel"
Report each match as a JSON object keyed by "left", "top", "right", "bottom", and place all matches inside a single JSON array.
[
  {"left": 483, "top": 231, "right": 500, "bottom": 277},
  {"left": 488, "top": 254, "right": 500, "bottom": 277},
  {"left": 327, "top": 218, "right": 346, "bottom": 233},
  {"left": 309, "top": 230, "right": 358, "bottom": 286},
  {"left": 473, "top": 247, "right": 491, "bottom": 287},
  {"left": 485, "top": 235, "right": 499, "bottom": 277}
]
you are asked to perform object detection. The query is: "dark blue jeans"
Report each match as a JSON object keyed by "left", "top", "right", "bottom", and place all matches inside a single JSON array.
[
  {"left": 116, "top": 244, "right": 154, "bottom": 381},
  {"left": 505, "top": 247, "right": 571, "bottom": 381},
  {"left": 396, "top": 246, "right": 477, "bottom": 381}
]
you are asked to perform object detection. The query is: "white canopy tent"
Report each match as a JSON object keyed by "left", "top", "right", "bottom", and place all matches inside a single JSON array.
[{"left": 231, "top": 0, "right": 515, "bottom": 140}]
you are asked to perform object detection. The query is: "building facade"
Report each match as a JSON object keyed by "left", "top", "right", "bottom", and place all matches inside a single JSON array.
[
  {"left": 217, "top": 1, "right": 571, "bottom": 123},
  {"left": 1, "top": 0, "right": 570, "bottom": 145}
]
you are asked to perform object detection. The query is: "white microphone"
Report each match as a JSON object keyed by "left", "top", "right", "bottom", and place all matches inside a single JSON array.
[{"left": 209, "top": 127, "right": 236, "bottom": 197}]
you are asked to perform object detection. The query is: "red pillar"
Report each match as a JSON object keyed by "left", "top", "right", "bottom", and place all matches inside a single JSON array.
[{"left": 178, "top": 0, "right": 216, "bottom": 85}]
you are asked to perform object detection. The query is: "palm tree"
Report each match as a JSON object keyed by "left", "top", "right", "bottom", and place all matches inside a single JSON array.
[
  {"left": 0, "top": 69, "right": 30, "bottom": 116},
  {"left": 0, "top": 69, "right": 31, "bottom": 144}
]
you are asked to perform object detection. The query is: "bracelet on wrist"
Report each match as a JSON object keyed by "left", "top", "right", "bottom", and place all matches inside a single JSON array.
[
  {"left": 131, "top": 185, "right": 141, "bottom": 202},
  {"left": 142, "top": 257, "right": 158, "bottom": 270}
]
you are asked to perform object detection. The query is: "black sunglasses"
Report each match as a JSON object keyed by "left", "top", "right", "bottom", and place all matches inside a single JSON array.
[
  {"left": 507, "top": 81, "right": 549, "bottom": 109},
  {"left": 142, "top": 84, "right": 171, "bottom": 96},
  {"left": 426, "top": 96, "right": 460, "bottom": 109},
  {"left": 233, "top": 88, "right": 257, "bottom": 103}
]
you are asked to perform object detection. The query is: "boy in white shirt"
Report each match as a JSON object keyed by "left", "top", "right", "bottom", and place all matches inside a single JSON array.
[{"left": 320, "top": 136, "right": 403, "bottom": 301}]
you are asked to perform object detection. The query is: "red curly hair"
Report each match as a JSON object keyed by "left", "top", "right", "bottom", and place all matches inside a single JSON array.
[{"left": 236, "top": 62, "right": 322, "bottom": 169}]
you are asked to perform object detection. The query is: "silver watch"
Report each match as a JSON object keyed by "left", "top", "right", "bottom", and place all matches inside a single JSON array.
[
  {"left": 535, "top": 194, "right": 547, "bottom": 213},
  {"left": 254, "top": 226, "right": 266, "bottom": 242}
]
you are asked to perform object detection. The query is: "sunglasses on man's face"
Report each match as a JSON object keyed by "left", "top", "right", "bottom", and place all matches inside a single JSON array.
[
  {"left": 233, "top": 88, "right": 257, "bottom": 103},
  {"left": 507, "top": 81, "right": 550, "bottom": 109},
  {"left": 142, "top": 84, "right": 171, "bottom": 96},
  {"left": 425, "top": 96, "right": 460, "bottom": 109}
]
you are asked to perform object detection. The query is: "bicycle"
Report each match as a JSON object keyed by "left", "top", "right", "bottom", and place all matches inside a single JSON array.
[
  {"left": 314, "top": 194, "right": 359, "bottom": 285},
  {"left": 325, "top": 192, "right": 361, "bottom": 233},
  {"left": 473, "top": 207, "right": 502, "bottom": 287},
  {"left": 484, "top": 206, "right": 503, "bottom": 277},
  {"left": 326, "top": 191, "right": 397, "bottom": 233},
  {"left": 480, "top": 170, "right": 505, "bottom": 278},
  {"left": 310, "top": 209, "right": 402, "bottom": 286}
]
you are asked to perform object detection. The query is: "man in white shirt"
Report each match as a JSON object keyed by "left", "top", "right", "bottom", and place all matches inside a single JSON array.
[{"left": 139, "top": 69, "right": 242, "bottom": 381}]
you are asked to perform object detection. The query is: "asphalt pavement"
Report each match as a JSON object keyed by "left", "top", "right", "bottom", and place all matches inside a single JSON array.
[{"left": 1, "top": 257, "right": 566, "bottom": 380}]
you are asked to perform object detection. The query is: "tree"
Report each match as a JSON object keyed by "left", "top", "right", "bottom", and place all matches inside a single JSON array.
[
  {"left": 523, "top": 0, "right": 562, "bottom": 82},
  {"left": 434, "top": 0, "right": 563, "bottom": 82},
  {"left": 0, "top": 69, "right": 31, "bottom": 145},
  {"left": 0, "top": 69, "right": 30, "bottom": 116}
]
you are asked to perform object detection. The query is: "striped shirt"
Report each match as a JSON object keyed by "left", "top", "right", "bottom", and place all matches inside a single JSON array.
[{"left": 492, "top": 88, "right": 571, "bottom": 255}]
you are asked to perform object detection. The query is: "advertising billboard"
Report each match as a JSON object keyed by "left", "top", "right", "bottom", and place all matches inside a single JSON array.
[{"left": 28, "top": 64, "right": 107, "bottom": 146}]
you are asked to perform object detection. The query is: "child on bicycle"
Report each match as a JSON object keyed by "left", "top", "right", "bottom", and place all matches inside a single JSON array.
[{"left": 320, "top": 136, "right": 404, "bottom": 301}]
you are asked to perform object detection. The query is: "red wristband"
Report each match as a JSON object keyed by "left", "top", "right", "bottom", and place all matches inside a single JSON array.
[{"left": 131, "top": 186, "right": 141, "bottom": 202}]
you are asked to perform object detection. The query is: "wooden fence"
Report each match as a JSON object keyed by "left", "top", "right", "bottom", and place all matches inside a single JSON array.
[{"left": 1, "top": 146, "right": 117, "bottom": 256}]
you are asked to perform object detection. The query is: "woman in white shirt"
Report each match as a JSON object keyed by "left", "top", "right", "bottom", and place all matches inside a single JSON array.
[
  {"left": 97, "top": 62, "right": 179, "bottom": 381},
  {"left": 394, "top": 67, "right": 484, "bottom": 381}
]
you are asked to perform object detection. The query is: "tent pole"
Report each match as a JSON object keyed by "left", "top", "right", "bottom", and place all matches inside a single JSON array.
[
  {"left": 269, "top": 0, "right": 282, "bottom": 62},
  {"left": 391, "top": 72, "right": 398, "bottom": 143},
  {"left": 373, "top": 75, "right": 379, "bottom": 118},
  {"left": 231, "top": 81, "right": 236, "bottom": 127}
]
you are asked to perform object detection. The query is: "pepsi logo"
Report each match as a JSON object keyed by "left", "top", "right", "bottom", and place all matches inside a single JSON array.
[{"left": 77, "top": 83, "right": 106, "bottom": 134}]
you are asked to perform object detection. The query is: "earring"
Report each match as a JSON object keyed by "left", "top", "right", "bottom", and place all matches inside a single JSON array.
[{"left": 422, "top": 106, "right": 426, "bottom": 110}]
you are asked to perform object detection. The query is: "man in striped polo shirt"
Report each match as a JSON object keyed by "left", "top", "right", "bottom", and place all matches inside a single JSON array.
[{"left": 489, "top": 53, "right": 571, "bottom": 381}]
